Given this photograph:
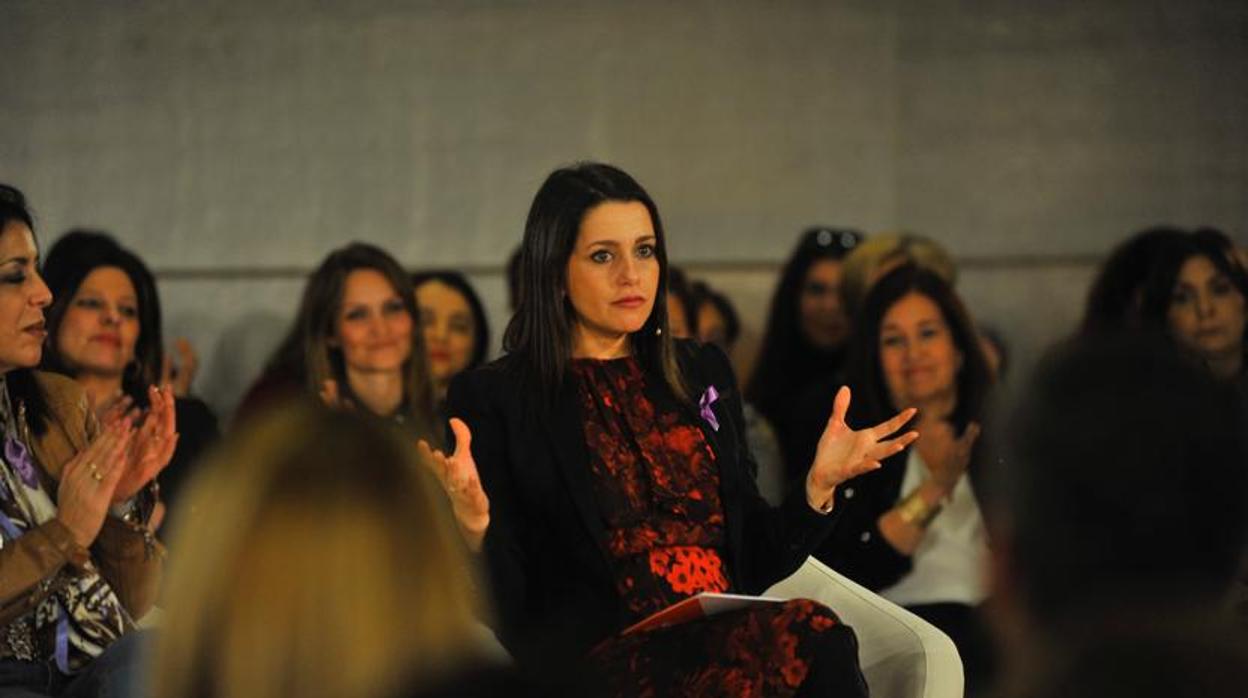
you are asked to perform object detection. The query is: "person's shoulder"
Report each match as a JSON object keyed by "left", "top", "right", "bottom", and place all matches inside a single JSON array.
[
  {"left": 32, "top": 370, "right": 89, "bottom": 415},
  {"left": 448, "top": 353, "right": 530, "bottom": 408}
]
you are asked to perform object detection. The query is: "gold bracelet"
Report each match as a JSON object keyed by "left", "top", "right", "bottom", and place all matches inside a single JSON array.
[{"left": 896, "top": 490, "right": 943, "bottom": 528}]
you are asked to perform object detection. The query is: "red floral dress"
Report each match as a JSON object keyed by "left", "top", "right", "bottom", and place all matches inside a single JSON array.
[{"left": 572, "top": 358, "right": 867, "bottom": 698}]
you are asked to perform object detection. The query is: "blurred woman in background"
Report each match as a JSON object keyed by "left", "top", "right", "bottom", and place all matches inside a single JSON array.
[
  {"left": 1139, "top": 228, "right": 1247, "bottom": 387},
  {"left": 152, "top": 402, "right": 486, "bottom": 698},
  {"left": 412, "top": 270, "right": 490, "bottom": 412},
  {"left": 40, "top": 230, "right": 219, "bottom": 516},
  {"left": 239, "top": 243, "right": 438, "bottom": 440}
]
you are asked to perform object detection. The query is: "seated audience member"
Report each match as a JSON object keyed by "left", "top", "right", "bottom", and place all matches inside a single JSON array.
[
  {"left": 746, "top": 226, "right": 863, "bottom": 471},
  {"left": 431, "top": 163, "right": 920, "bottom": 697},
  {"left": 665, "top": 265, "right": 695, "bottom": 339},
  {"left": 690, "top": 281, "right": 739, "bottom": 351},
  {"left": 1137, "top": 228, "right": 1247, "bottom": 387},
  {"left": 412, "top": 270, "right": 490, "bottom": 413},
  {"left": 237, "top": 243, "right": 439, "bottom": 440},
  {"left": 40, "top": 230, "right": 220, "bottom": 517},
  {"left": 793, "top": 263, "right": 996, "bottom": 690},
  {"left": 0, "top": 184, "right": 175, "bottom": 696},
  {"left": 151, "top": 402, "right": 488, "bottom": 698},
  {"left": 977, "top": 325, "right": 1010, "bottom": 382},
  {"left": 1079, "top": 227, "right": 1186, "bottom": 335},
  {"left": 691, "top": 280, "right": 785, "bottom": 505},
  {"left": 839, "top": 232, "right": 957, "bottom": 321},
  {"left": 984, "top": 334, "right": 1248, "bottom": 698}
]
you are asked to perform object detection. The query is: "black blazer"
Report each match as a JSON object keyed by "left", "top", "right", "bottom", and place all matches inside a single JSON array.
[{"left": 446, "top": 340, "right": 839, "bottom": 663}]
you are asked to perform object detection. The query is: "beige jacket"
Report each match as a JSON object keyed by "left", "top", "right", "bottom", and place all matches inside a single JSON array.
[{"left": 0, "top": 371, "right": 164, "bottom": 628}]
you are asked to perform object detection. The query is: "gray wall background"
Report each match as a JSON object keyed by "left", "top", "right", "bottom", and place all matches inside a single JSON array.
[{"left": 2, "top": 0, "right": 1245, "bottom": 420}]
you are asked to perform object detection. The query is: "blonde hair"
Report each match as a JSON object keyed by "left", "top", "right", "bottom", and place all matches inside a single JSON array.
[
  {"left": 151, "top": 401, "right": 482, "bottom": 698},
  {"left": 840, "top": 232, "right": 958, "bottom": 318}
]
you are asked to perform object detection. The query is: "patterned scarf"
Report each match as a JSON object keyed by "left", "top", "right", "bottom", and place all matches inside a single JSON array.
[{"left": 0, "top": 377, "right": 130, "bottom": 673}]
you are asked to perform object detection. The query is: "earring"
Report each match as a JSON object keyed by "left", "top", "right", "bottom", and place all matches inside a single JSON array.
[{"left": 655, "top": 326, "right": 662, "bottom": 336}]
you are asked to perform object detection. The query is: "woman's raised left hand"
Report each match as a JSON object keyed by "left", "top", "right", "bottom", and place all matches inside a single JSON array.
[
  {"left": 113, "top": 384, "right": 179, "bottom": 503},
  {"left": 806, "top": 386, "right": 919, "bottom": 512}
]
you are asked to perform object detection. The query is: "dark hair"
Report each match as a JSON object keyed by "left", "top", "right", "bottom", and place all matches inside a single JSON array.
[
  {"left": 502, "top": 162, "right": 688, "bottom": 405},
  {"left": 746, "top": 226, "right": 863, "bottom": 417},
  {"left": 690, "top": 281, "right": 741, "bottom": 350},
  {"left": 0, "top": 184, "right": 51, "bottom": 436},
  {"left": 1081, "top": 227, "right": 1188, "bottom": 335},
  {"left": 843, "top": 263, "right": 991, "bottom": 432},
  {"left": 40, "top": 230, "right": 164, "bottom": 406},
  {"left": 0, "top": 184, "right": 35, "bottom": 232},
  {"left": 666, "top": 265, "right": 695, "bottom": 337},
  {"left": 294, "top": 242, "right": 437, "bottom": 441},
  {"left": 411, "top": 269, "right": 491, "bottom": 370},
  {"left": 505, "top": 246, "right": 523, "bottom": 312},
  {"left": 993, "top": 333, "right": 1248, "bottom": 622},
  {"left": 1138, "top": 227, "right": 1248, "bottom": 344}
]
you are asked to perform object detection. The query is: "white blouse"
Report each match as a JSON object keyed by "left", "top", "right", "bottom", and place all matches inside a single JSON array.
[{"left": 878, "top": 448, "right": 990, "bottom": 607}]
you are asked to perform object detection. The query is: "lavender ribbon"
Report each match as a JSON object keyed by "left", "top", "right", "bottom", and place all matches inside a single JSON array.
[
  {"left": 699, "top": 386, "right": 720, "bottom": 432},
  {"left": 4, "top": 435, "right": 37, "bottom": 490}
]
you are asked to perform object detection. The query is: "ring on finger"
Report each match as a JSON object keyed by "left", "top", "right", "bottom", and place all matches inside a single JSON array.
[{"left": 88, "top": 463, "right": 103, "bottom": 482}]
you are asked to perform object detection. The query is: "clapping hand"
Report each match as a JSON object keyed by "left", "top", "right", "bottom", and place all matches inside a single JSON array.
[
  {"left": 113, "top": 385, "right": 179, "bottom": 503},
  {"left": 806, "top": 387, "right": 920, "bottom": 511},
  {"left": 916, "top": 420, "right": 980, "bottom": 493},
  {"left": 417, "top": 418, "right": 490, "bottom": 552},
  {"left": 56, "top": 420, "right": 135, "bottom": 548}
]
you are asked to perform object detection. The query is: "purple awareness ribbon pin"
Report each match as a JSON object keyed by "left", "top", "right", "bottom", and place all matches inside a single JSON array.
[
  {"left": 699, "top": 386, "right": 720, "bottom": 432},
  {"left": 4, "top": 436, "right": 38, "bottom": 490}
]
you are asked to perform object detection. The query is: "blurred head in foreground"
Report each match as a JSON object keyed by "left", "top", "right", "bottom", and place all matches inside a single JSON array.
[
  {"left": 987, "top": 334, "right": 1248, "bottom": 640},
  {"left": 152, "top": 401, "right": 482, "bottom": 698}
]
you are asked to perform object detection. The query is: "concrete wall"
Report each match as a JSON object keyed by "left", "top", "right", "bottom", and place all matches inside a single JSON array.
[{"left": 2, "top": 0, "right": 1244, "bottom": 419}]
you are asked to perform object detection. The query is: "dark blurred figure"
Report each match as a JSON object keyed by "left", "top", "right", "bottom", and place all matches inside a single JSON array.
[
  {"left": 1138, "top": 228, "right": 1247, "bottom": 387},
  {"left": 665, "top": 265, "right": 695, "bottom": 339},
  {"left": 977, "top": 325, "right": 1010, "bottom": 382},
  {"left": 690, "top": 279, "right": 784, "bottom": 504},
  {"left": 1080, "top": 227, "right": 1186, "bottom": 335},
  {"left": 412, "top": 270, "right": 490, "bottom": 411},
  {"left": 41, "top": 230, "right": 220, "bottom": 518},
  {"left": 984, "top": 334, "right": 1248, "bottom": 698},
  {"left": 747, "top": 226, "right": 862, "bottom": 467},
  {"left": 690, "top": 281, "right": 740, "bottom": 351}
]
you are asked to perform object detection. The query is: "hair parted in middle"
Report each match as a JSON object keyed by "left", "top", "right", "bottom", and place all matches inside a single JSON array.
[
  {"left": 295, "top": 241, "right": 438, "bottom": 442},
  {"left": 843, "top": 262, "right": 992, "bottom": 434},
  {"left": 40, "top": 229, "right": 165, "bottom": 407},
  {"left": 503, "top": 161, "right": 689, "bottom": 405}
]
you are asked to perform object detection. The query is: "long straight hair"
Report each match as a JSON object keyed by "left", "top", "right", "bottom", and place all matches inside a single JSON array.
[
  {"left": 296, "top": 243, "right": 438, "bottom": 442},
  {"left": 503, "top": 162, "right": 689, "bottom": 406}
]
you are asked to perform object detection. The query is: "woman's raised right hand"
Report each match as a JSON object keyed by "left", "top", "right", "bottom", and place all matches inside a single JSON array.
[
  {"left": 417, "top": 418, "right": 490, "bottom": 552},
  {"left": 55, "top": 420, "right": 134, "bottom": 549}
]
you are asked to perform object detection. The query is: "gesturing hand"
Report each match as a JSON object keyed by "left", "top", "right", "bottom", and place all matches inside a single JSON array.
[
  {"left": 56, "top": 420, "right": 134, "bottom": 548},
  {"left": 114, "top": 385, "right": 179, "bottom": 503},
  {"left": 917, "top": 420, "right": 980, "bottom": 493},
  {"left": 806, "top": 386, "right": 920, "bottom": 511},
  {"left": 417, "top": 418, "right": 490, "bottom": 552}
]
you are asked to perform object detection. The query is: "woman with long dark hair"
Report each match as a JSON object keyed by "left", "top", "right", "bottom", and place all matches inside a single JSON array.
[
  {"left": 411, "top": 270, "right": 490, "bottom": 411},
  {"left": 1138, "top": 228, "right": 1247, "bottom": 386},
  {"left": 39, "top": 230, "right": 220, "bottom": 517},
  {"left": 0, "top": 184, "right": 176, "bottom": 696},
  {"left": 804, "top": 263, "right": 995, "bottom": 689},
  {"left": 746, "top": 226, "right": 862, "bottom": 471},
  {"left": 423, "top": 163, "right": 917, "bottom": 696}
]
